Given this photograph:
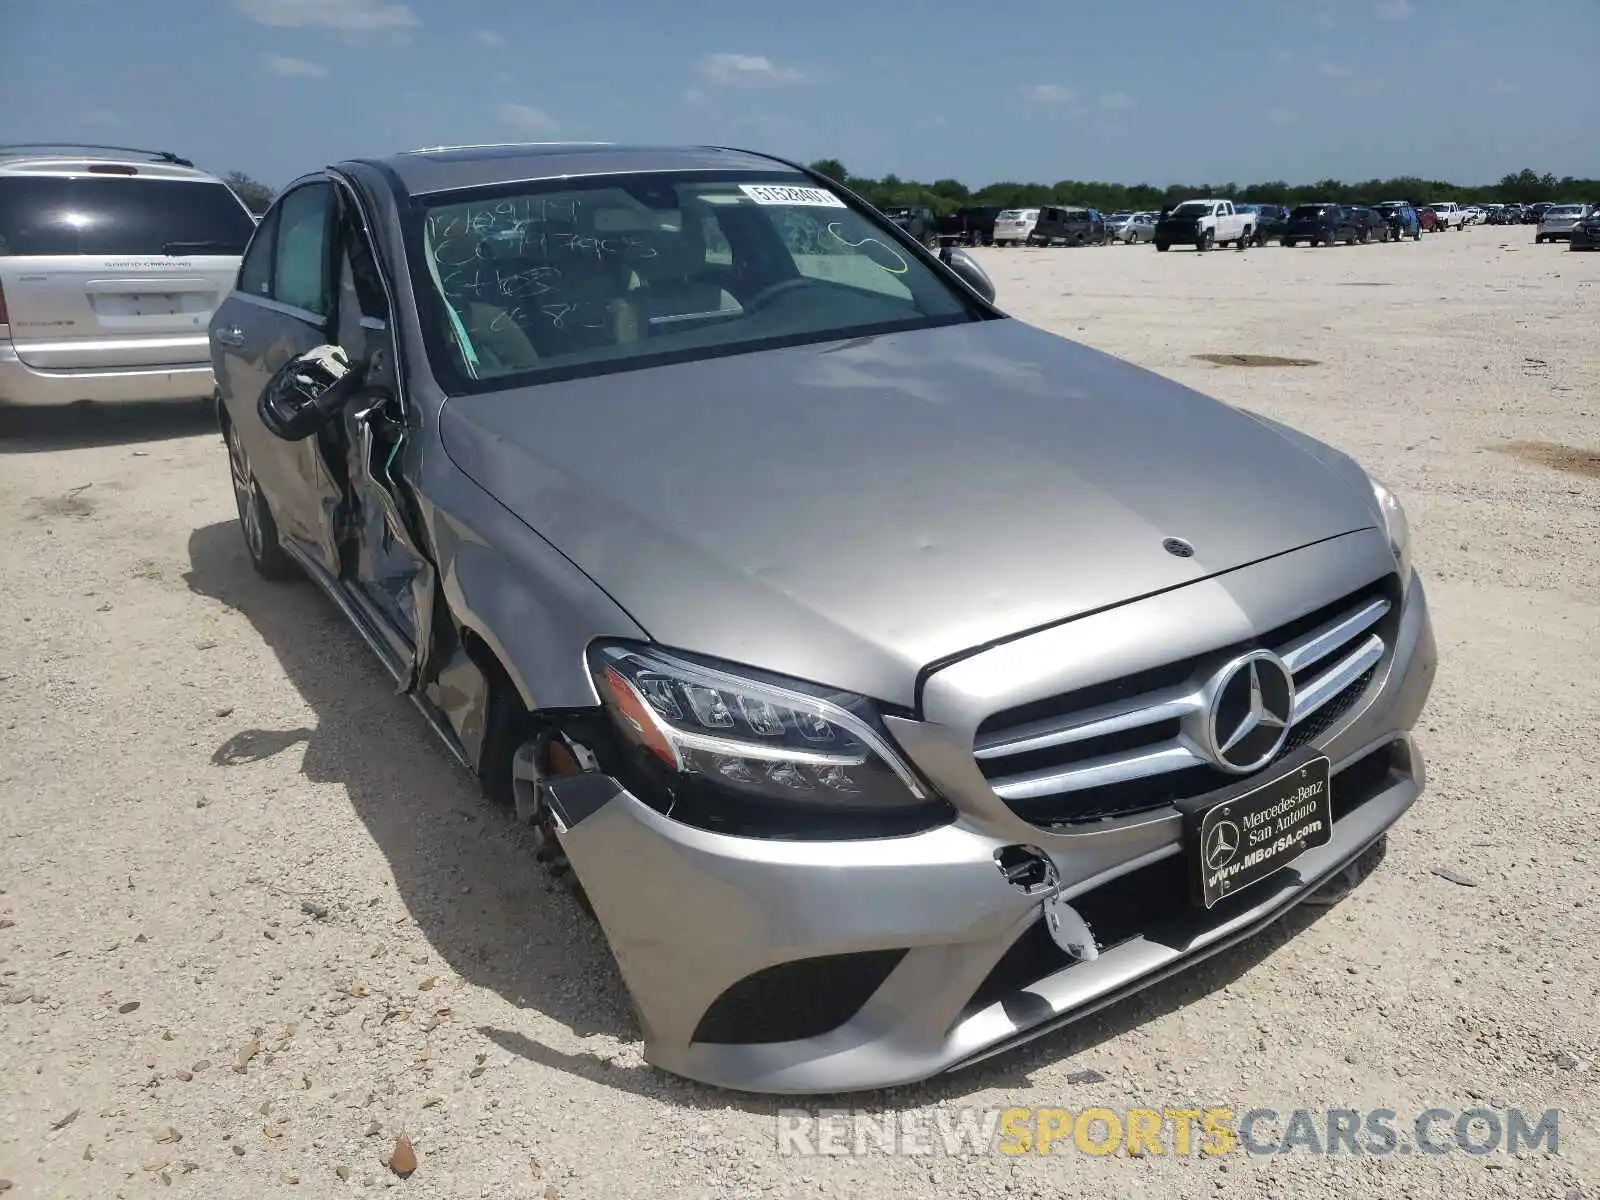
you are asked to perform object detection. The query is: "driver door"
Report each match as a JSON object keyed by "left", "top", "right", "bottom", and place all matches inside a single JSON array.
[{"left": 325, "top": 182, "right": 431, "bottom": 659}]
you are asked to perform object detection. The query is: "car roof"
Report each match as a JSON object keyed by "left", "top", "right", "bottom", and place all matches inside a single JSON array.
[
  {"left": 0, "top": 143, "right": 218, "bottom": 182},
  {"left": 352, "top": 142, "right": 803, "bottom": 197}
]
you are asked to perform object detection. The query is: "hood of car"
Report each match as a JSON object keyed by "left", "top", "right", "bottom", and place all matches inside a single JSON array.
[{"left": 439, "top": 318, "right": 1380, "bottom": 705}]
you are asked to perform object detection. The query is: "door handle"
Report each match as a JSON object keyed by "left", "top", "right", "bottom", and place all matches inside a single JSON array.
[{"left": 214, "top": 326, "right": 246, "bottom": 347}]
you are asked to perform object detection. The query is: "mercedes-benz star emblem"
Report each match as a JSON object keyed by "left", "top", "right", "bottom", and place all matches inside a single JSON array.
[
  {"left": 1204, "top": 651, "right": 1295, "bottom": 774},
  {"left": 1205, "top": 819, "right": 1241, "bottom": 870}
]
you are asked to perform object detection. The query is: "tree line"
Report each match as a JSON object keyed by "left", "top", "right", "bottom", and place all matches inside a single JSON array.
[
  {"left": 804, "top": 162, "right": 1600, "bottom": 213},
  {"left": 221, "top": 164, "right": 1597, "bottom": 219}
]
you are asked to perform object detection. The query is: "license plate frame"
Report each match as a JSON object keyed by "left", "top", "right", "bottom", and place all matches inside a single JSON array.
[{"left": 1178, "top": 748, "right": 1333, "bottom": 910}]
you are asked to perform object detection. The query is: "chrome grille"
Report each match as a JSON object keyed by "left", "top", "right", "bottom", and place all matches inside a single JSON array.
[{"left": 974, "top": 579, "right": 1399, "bottom": 825}]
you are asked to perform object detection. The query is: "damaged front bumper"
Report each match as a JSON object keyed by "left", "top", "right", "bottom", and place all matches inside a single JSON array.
[{"left": 540, "top": 566, "right": 1438, "bottom": 1095}]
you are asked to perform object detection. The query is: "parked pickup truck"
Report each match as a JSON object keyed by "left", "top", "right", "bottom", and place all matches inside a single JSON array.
[
  {"left": 1153, "top": 199, "right": 1256, "bottom": 251},
  {"left": 1425, "top": 201, "right": 1466, "bottom": 231}
]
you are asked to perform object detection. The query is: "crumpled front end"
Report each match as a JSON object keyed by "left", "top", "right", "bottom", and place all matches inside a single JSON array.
[{"left": 547, "top": 530, "right": 1438, "bottom": 1093}]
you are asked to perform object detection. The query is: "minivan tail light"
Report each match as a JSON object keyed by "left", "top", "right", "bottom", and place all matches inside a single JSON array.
[{"left": 87, "top": 164, "right": 138, "bottom": 175}]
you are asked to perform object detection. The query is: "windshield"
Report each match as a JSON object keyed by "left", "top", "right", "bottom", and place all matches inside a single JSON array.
[
  {"left": 996, "top": 209, "right": 1037, "bottom": 221},
  {"left": 411, "top": 171, "right": 977, "bottom": 393},
  {"left": 1546, "top": 205, "right": 1585, "bottom": 216},
  {"left": 0, "top": 176, "right": 255, "bottom": 256},
  {"left": 1169, "top": 202, "right": 1213, "bottom": 217},
  {"left": 1290, "top": 204, "right": 1332, "bottom": 219}
]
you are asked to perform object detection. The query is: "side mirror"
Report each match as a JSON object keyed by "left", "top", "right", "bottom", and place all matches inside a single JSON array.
[
  {"left": 939, "top": 246, "right": 996, "bottom": 304},
  {"left": 258, "top": 344, "right": 362, "bottom": 441}
]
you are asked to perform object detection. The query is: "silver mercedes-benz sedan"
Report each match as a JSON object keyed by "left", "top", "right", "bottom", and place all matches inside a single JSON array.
[{"left": 209, "top": 142, "right": 1436, "bottom": 1095}]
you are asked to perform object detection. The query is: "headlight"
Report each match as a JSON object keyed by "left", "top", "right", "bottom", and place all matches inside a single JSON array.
[
  {"left": 588, "top": 642, "right": 945, "bottom": 829},
  {"left": 1370, "top": 478, "right": 1413, "bottom": 586}
]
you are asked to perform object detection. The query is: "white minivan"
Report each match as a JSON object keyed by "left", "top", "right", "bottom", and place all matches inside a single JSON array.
[
  {"left": 992, "top": 208, "right": 1040, "bottom": 246},
  {"left": 0, "top": 143, "right": 258, "bottom": 408}
]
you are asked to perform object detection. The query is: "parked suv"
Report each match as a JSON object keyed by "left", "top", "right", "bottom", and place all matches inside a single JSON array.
[
  {"left": 881, "top": 205, "right": 939, "bottom": 247},
  {"left": 0, "top": 143, "right": 258, "bottom": 408},
  {"left": 1029, "top": 205, "right": 1106, "bottom": 246},
  {"left": 210, "top": 141, "right": 1434, "bottom": 1096},
  {"left": 992, "top": 207, "right": 1040, "bottom": 246},
  {"left": 1239, "top": 204, "right": 1289, "bottom": 246},
  {"left": 1282, "top": 202, "right": 1357, "bottom": 247}
]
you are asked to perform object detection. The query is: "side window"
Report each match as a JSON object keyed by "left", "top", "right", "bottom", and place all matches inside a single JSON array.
[
  {"left": 237, "top": 206, "right": 278, "bottom": 297},
  {"left": 701, "top": 213, "right": 733, "bottom": 265},
  {"left": 273, "top": 182, "right": 333, "bottom": 316}
]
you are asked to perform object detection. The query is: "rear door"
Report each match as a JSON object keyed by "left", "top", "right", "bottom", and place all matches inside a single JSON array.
[
  {"left": 214, "top": 178, "right": 344, "bottom": 579},
  {"left": 0, "top": 172, "right": 256, "bottom": 369}
]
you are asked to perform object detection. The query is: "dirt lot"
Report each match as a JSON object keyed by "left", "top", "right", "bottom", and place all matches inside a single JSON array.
[{"left": 2, "top": 226, "right": 1596, "bottom": 1199}]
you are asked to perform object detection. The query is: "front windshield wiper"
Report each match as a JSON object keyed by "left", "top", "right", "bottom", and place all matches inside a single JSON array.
[{"left": 163, "top": 240, "right": 240, "bottom": 256}]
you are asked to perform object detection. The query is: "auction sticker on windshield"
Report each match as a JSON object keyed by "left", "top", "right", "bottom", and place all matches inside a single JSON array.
[
  {"left": 1179, "top": 750, "right": 1333, "bottom": 909},
  {"left": 739, "top": 184, "right": 847, "bottom": 208}
]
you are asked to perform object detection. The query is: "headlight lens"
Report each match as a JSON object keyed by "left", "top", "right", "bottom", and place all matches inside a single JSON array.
[
  {"left": 588, "top": 642, "right": 940, "bottom": 824},
  {"left": 1371, "top": 478, "right": 1413, "bottom": 585}
]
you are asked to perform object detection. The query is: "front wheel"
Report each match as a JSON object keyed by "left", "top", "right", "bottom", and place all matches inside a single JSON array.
[
  {"left": 1155, "top": 240, "right": 1170, "bottom": 252},
  {"left": 1535, "top": 234, "right": 1545, "bottom": 244},
  {"left": 224, "top": 420, "right": 298, "bottom": 582}
]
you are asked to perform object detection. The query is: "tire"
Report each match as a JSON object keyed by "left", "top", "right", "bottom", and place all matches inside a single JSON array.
[
  {"left": 1196, "top": 229, "right": 1213, "bottom": 252},
  {"left": 1535, "top": 234, "right": 1545, "bottom": 244},
  {"left": 224, "top": 418, "right": 298, "bottom": 582},
  {"left": 1155, "top": 240, "right": 1170, "bottom": 252},
  {"left": 1236, "top": 227, "right": 1251, "bottom": 250},
  {"left": 1282, "top": 238, "right": 1295, "bottom": 248}
]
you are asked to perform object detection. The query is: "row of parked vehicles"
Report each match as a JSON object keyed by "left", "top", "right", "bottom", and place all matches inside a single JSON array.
[
  {"left": 939, "top": 196, "right": 1598, "bottom": 251},
  {"left": 846, "top": 195, "right": 1590, "bottom": 254}
]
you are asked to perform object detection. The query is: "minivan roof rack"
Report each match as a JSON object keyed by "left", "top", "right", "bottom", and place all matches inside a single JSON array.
[{"left": 0, "top": 143, "right": 196, "bottom": 168}]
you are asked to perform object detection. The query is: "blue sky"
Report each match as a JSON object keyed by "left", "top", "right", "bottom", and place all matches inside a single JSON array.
[{"left": 2, "top": 0, "right": 1595, "bottom": 190}]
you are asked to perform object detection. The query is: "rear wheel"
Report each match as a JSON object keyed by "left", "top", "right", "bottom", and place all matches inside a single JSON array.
[
  {"left": 1282, "top": 238, "right": 1296, "bottom": 248},
  {"left": 1196, "top": 229, "right": 1213, "bottom": 252},
  {"left": 224, "top": 419, "right": 298, "bottom": 582}
]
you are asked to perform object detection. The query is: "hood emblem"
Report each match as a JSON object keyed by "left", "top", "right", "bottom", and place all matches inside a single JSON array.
[
  {"left": 1162, "top": 537, "right": 1195, "bottom": 558},
  {"left": 1203, "top": 651, "right": 1295, "bottom": 773}
]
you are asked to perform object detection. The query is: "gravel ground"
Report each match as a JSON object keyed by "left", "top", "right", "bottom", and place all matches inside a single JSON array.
[{"left": 1, "top": 225, "right": 1596, "bottom": 1199}]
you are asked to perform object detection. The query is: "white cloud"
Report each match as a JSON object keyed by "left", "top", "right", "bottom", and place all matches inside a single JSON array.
[
  {"left": 262, "top": 54, "right": 328, "bottom": 78},
  {"left": 1098, "top": 91, "right": 1134, "bottom": 112},
  {"left": 696, "top": 53, "right": 805, "bottom": 86},
  {"left": 1475, "top": 78, "right": 1519, "bottom": 95},
  {"left": 472, "top": 29, "right": 505, "bottom": 46},
  {"left": 1317, "top": 61, "right": 1352, "bottom": 79},
  {"left": 233, "top": 0, "right": 417, "bottom": 35},
  {"left": 1377, "top": 0, "right": 1414, "bottom": 16},
  {"left": 1023, "top": 83, "right": 1074, "bottom": 105},
  {"left": 496, "top": 103, "right": 560, "bottom": 137},
  {"left": 1266, "top": 107, "right": 1298, "bottom": 126},
  {"left": 1346, "top": 76, "right": 1384, "bottom": 96}
]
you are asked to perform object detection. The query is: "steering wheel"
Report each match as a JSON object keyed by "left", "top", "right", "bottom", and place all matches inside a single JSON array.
[{"left": 744, "top": 276, "right": 826, "bottom": 311}]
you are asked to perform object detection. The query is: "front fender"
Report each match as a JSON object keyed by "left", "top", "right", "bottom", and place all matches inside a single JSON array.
[{"left": 418, "top": 467, "right": 647, "bottom": 713}]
